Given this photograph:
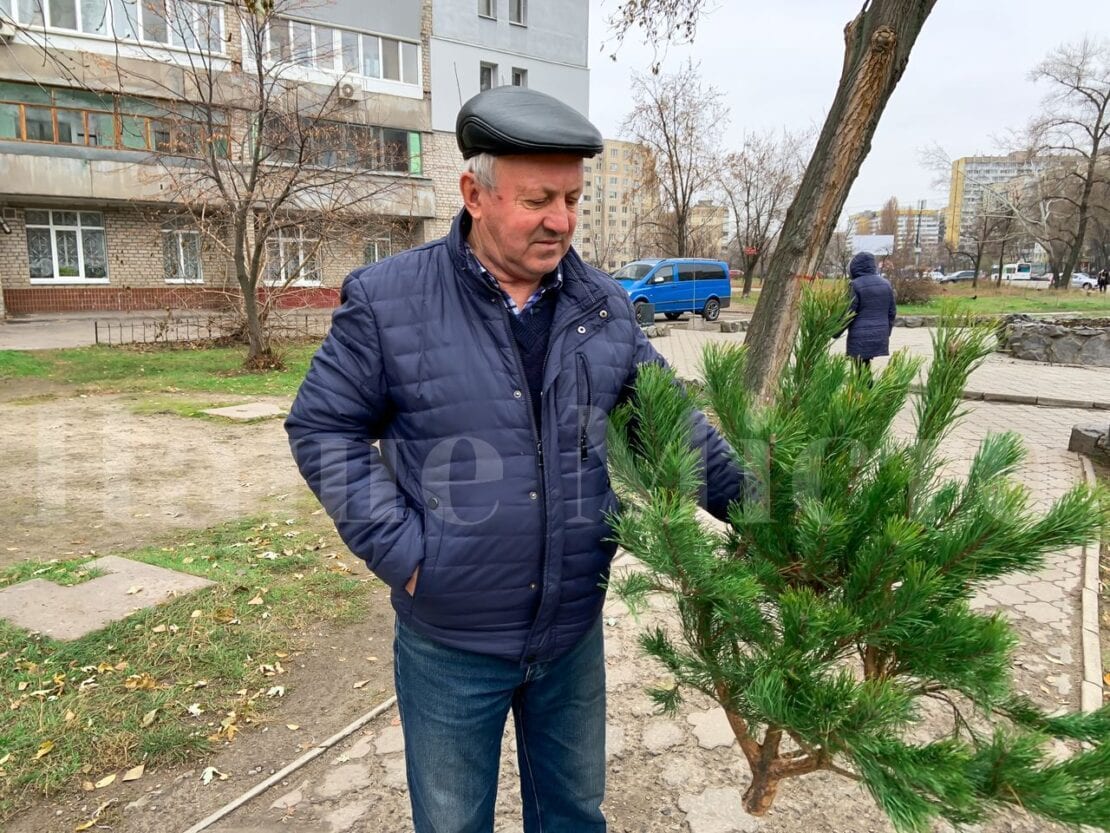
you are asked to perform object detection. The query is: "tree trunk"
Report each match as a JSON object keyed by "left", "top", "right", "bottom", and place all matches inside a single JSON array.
[
  {"left": 743, "top": 766, "right": 782, "bottom": 815},
  {"left": 742, "top": 0, "right": 939, "bottom": 398},
  {"left": 742, "top": 252, "right": 760, "bottom": 296},
  {"left": 240, "top": 275, "right": 269, "bottom": 362},
  {"left": 995, "top": 239, "right": 1006, "bottom": 288}
]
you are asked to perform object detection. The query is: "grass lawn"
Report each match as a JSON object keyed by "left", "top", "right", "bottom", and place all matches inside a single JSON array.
[
  {"left": 0, "top": 343, "right": 318, "bottom": 396},
  {"left": 0, "top": 514, "right": 372, "bottom": 821},
  {"left": 900, "top": 284, "right": 1110, "bottom": 316}
]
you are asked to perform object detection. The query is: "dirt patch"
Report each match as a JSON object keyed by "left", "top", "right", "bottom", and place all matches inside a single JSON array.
[
  {"left": 0, "top": 388, "right": 305, "bottom": 567},
  {"left": 4, "top": 597, "right": 397, "bottom": 833}
]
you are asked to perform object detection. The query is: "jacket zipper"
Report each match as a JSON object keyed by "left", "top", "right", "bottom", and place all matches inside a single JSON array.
[{"left": 577, "top": 353, "right": 591, "bottom": 462}]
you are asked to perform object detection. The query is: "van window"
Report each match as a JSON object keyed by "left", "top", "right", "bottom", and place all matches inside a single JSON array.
[
  {"left": 649, "top": 265, "right": 674, "bottom": 284},
  {"left": 678, "top": 264, "right": 699, "bottom": 282},
  {"left": 612, "top": 262, "right": 653, "bottom": 280}
]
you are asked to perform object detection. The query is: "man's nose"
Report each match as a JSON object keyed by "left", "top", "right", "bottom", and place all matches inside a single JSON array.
[{"left": 542, "top": 201, "right": 572, "bottom": 235}]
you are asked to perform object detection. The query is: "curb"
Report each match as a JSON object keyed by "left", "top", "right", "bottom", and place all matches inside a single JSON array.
[
  {"left": 908, "top": 386, "right": 1110, "bottom": 411},
  {"left": 1078, "top": 455, "right": 1105, "bottom": 713}
]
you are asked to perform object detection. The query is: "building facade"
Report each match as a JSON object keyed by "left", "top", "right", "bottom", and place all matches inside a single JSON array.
[
  {"left": 425, "top": 0, "right": 590, "bottom": 240},
  {"left": 849, "top": 206, "right": 942, "bottom": 260},
  {"left": 578, "top": 138, "right": 656, "bottom": 272},
  {"left": 0, "top": 0, "right": 439, "bottom": 314},
  {"left": 945, "top": 152, "right": 1042, "bottom": 249}
]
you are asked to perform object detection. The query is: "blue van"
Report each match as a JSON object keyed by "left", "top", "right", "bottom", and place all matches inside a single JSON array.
[{"left": 611, "top": 258, "right": 732, "bottom": 321}]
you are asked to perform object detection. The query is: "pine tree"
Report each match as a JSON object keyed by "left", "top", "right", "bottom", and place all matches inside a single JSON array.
[{"left": 607, "top": 284, "right": 1110, "bottom": 831}]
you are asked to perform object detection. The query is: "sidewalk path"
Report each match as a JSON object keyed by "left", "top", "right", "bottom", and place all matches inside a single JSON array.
[{"left": 129, "top": 330, "right": 1095, "bottom": 833}]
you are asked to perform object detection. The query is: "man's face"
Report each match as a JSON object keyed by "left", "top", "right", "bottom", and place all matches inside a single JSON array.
[{"left": 463, "top": 154, "right": 584, "bottom": 284}]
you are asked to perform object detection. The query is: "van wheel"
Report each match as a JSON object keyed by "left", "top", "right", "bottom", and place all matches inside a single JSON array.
[
  {"left": 633, "top": 301, "right": 652, "bottom": 323},
  {"left": 664, "top": 312, "right": 682, "bottom": 321},
  {"left": 702, "top": 298, "right": 721, "bottom": 321}
]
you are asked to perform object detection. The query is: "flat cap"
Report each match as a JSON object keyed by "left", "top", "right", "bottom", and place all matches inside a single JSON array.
[{"left": 456, "top": 86, "right": 603, "bottom": 159}]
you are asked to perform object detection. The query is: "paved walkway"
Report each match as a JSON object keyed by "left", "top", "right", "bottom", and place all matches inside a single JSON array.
[{"left": 106, "top": 328, "right": 1095, "bottom": 833}]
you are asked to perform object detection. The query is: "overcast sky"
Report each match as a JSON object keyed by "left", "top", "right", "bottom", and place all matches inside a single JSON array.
[{"left": 586, "top": 0, "right": 1109, "bottom": 215}]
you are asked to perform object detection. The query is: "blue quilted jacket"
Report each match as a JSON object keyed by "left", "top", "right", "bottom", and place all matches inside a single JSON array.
[
  {"left": 846, "top": 252, "right": 897, "bottom": 360},
  {"left": 286, "top": 210, "right": 744, "bottom": 663}
]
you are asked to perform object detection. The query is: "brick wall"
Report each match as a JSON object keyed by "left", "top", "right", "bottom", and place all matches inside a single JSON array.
[{"left": 427, "top": 130, "right": 464, "bottom": 241}]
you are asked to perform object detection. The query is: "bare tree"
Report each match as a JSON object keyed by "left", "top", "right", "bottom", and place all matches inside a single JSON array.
[
  {"left": 16, "top": 0, "right": 421, "bottom": 365},
  {"left": 879, "top": 195, "right": 899, "bottom": 235},
  {"left": 622, "top": 61, "right": 727, "bottom": 258},
  {"left": 1026, "top": 37, "right": 1110, "bottom": 288},
  {"left": 740, "top": 0, "right": 940, "bottom": 397},
  {"left": 718, "top": 130, "right": 808, "bottom": 296}
]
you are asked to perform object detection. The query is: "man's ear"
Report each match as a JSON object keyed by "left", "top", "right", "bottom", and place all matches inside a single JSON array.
[{"left": 460, "top": 172, "right": 482, "bottom": 217}]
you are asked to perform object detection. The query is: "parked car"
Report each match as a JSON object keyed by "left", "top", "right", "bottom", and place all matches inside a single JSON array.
[
  {"left": 611, "top": 258, "right": 732, "bottom": 321},
  {"left": 1071, "top": 272, "right": 1097, "bottom": 290},
  {"left": 937, "top": 270, "right": 977, "bottom": 284}
]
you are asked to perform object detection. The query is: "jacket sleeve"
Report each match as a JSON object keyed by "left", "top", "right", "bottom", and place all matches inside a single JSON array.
[
  {"left": 285, "top": 273, "right": 423, "bottom": 591},
  {"left": 888, "top": 283, "right": 897, "bottom": 334},
  {"left": 623, "top": 322, "right": 747, "bottom": 523}
]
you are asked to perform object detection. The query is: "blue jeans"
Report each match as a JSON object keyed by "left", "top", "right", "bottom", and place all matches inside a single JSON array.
[{"left": 393, "top": 618, "right": 607, "bottom": 833}]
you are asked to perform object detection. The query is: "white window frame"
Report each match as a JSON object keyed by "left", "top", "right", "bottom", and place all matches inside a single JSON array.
[
  {"left": 477, "top": 0, "right": 495, "bottom": 19},
  {"left": 511, "top": 67, "right": 527, "bottom": 87},
  {"left": 509, "top": 0, "right": 525, "bottom": 25},
  {"left": 261, "top": 18, "right": 420, "bottom": 86},
  {"left": 26, "top": 209, "right": 110, "bottom": 284},
  {"left": 11, "top": 0, "right": 225, "bottom": 55},
  {"left": 265, "top": 227, "right": 321, "bottom": 286},
  {"left": 162, "top": 227, "right": 204, "bottom": 284},
  {"left": 364, "top": 237, "right": 391, "bottom": 264}
]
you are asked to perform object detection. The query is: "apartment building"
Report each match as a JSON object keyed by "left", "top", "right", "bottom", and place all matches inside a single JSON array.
[
  {"left": 425, "top": 0, "right": 590, "bottom": 239},
  {"left": 849, "top": 207, "right": 942, "bottom": 258},
  {"left": 945, "top": 152, "right": 1043, "bottom": 248},
  {"left": 578, "top": 138, "right": 657, "bottom": 272},
  {"left": 0, "top": 0, "right": 434, "bottom": 314}
]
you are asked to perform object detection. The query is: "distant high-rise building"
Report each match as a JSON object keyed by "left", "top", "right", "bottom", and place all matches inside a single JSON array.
[
  {"left": 578, "top": 138, "right": 657, "bottom": 272},
  {"left": 849, "top": 206, "right": 942, "bottom": 257},
  {"left": 945, "top": 152, "right": 1044, "bottom": 248}
]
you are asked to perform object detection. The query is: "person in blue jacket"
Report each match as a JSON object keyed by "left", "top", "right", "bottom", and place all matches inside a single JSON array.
[
  {"left": 844, "top": 251, "right": 897, "bottom": 369},
  {"left": 285, "top": 86, "right": 746, "bottom": 833}
]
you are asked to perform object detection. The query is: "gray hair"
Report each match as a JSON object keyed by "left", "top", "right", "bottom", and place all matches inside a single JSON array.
[{"left": 464, "top": 152, "right": 498, "bottom": 190}]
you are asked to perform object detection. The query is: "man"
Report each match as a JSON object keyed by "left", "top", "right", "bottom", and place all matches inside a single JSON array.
[
  {"left": 843, "top": 251, "right": 897, "bottom": 370},
  {"left": 285, "top": 86, "right": 744, "bottom": 833}
]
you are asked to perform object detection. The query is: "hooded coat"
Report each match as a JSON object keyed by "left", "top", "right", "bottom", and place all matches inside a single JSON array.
[
  {"left": 845, "top": 252, "right": 897, "bottom": 360},
  {"left": 285, "top": 210, "right": 745, "bottom": 664}
]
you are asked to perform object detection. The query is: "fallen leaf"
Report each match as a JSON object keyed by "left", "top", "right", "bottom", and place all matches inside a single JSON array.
[
  {"left": 266, "top": 685, "right": 285, "bottom": 698},
  {"left": 190, "top": 609, "right": 202, "bottom": 619},
  {"left": 94, "top": 773, "right": 116, "bottom": 788},
  {"left": 275, "top": 652, "right": 289, "bottom": 659},
  {"left": 151, "top": 625, "right": 167, "bottom": 634},
  {"left": 74, "top": 820, "right": 95, "bottom": 831},
  {"left": 200, "top": 766, "right": 228, "bottom": 785},
  {"left": 17, "top": 681, "right": 28, "bottom": 691},
  {"left": 124, "top": 673, "right": 159, "bottom": 691},
  {"left": 34, "top": 740, "right": 54, "bottom": 760},
  {"left": 0, "top": 753, "right": 9, "bottom": 765},
  {"left": 187, "top": 703, "right": 204, "bottom": 717},
  {"left": 247, "top": 596, "right": 264, "bottom": 606},
  {"left": 213, "top": 608, "right": 237, "bottom": 624},
  {"left": 81, "top": 781, "right": 95, "bottom": 792},
  {"left": 352, "top": 679, "right": 371, "bottom": 689},
  {"left": 141, "top": 708, "right": 158, "bottom": 727},
  {"left": 65, "top": 710, "right": 77, "bottom": 723},
  {"left": 286, "top": 724, "right": 300, "bottom": 731},
  {"left": 182, "top": 557, "right": 194, "bottom": 564},
  {"left": 366, "top": 656, "right": 379, "bottom": 662},
  {"left": 126, "top": 585, "right": 143, "bottom": 595},
  {"left": 122, "top": 764, "right": 145, "bottom": 782}
]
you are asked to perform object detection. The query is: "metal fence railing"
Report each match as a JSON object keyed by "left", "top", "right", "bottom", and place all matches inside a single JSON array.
[{"left": 92, "top": 312, "right": 334, "bottom": 346}]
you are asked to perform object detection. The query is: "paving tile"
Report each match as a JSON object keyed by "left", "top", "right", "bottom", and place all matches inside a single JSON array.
[
  {"left": 202, "top": 402, "right": 287, "bottom": 421},
  {"left": 0, "top": 555, "right": 215, "bottom": 640}
]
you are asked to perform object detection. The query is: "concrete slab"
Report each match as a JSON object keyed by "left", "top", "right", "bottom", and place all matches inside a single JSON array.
[
  {"left": 202, "top": 402, "right": 287, "bottom": 421},
  {"left": 0, "top": 555, "right": 215, "bottom": 640}
]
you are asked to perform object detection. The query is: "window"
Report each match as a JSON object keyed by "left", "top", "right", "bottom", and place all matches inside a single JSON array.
[
  {"left": 364, "top": 237, "right": 391, "bottom": 263},
  {"left": 12, "top": 0, "right": 224, "bottom": 51},
  {"left": 266, "top": 227, "right": 320, "bottom": 285},
  {"left": 300, "top": 120, "right": 422, "bottom": 174},
  {"left": 162, "top": 225, "right": 203, "bottom": 282},
  {"left": 480, "top": 62, "right": 497, "bottom": 92},
  {"left": 0, "top": 82, "right": 227, "bottom": 155},
  {"left": 263, "top": 19, "right": 419, "bottom": 84},
  {"left": 511, "top": 68, "right": 527, "bottom": 88},
  {"left": 509, "top": 0, "right": 525, "bottom": 25},
  {"left": 477, "top": 0, "right": 495, "bottom": 18},
  {"left": 25, "top": 209, "right": 109, "bottom": 281}
]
